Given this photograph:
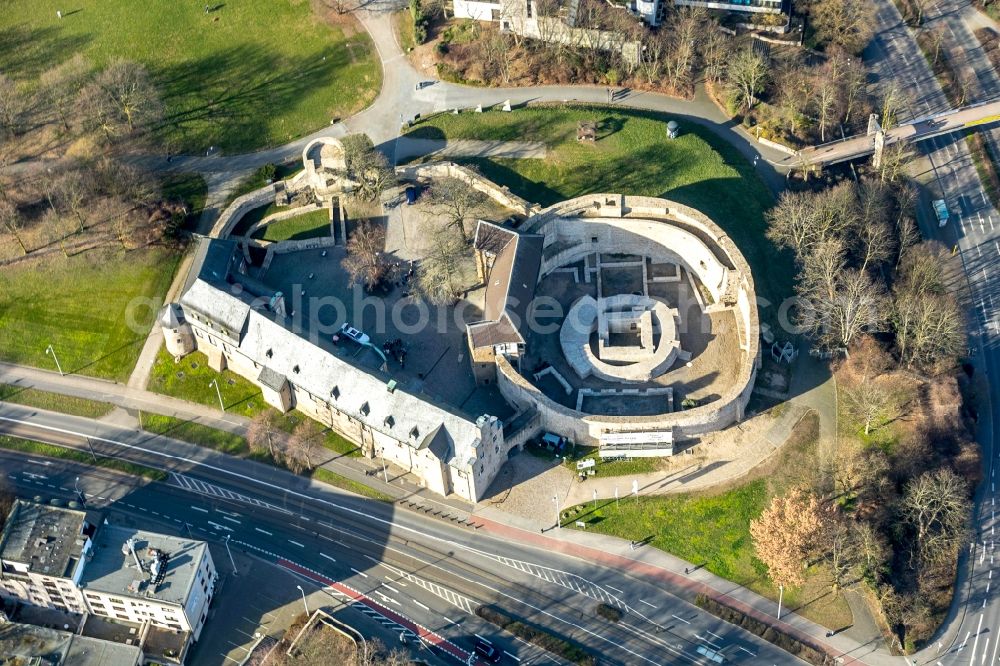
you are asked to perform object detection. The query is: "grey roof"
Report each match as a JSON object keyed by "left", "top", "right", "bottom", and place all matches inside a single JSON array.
[
  {"left": 0, "top": 622, "right": 141, "bottom": 666},
  {"left": 0, "top": 500, "right": 91, "bottom": 578},
  {"left": 469, "top": 221, "right": 542, "bottom": 349},
  {"left": 257, "top": 366, "right": 287, "bottom": 391},
  {"left": 239, "top": 311, "right": 483, "bottom": 468},
  {"left": 159, "top": 303, "right": 184, "bottom": 329},
  {"left": 80, "top": 525, "right": 207, "bottom": 608},
  {"left": 182, "top": 237, "right": 241, "bottom": 294},
  {"left": 179, "top": 279, "right": 252, "bottom": 335}
]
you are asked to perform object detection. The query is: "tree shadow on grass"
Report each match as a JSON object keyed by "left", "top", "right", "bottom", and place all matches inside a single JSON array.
[
  {"left": 152, "top": 42, "right": 363, "bottom": 152},
  {"left": 0, "top": 24, "right": 91, "bottom": 81}
]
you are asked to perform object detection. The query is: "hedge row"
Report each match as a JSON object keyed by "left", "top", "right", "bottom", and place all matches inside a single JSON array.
[
  {"left": 694, "top": 595, "right": 835, "bottom": 666},
  {"left": 475, "top": 606, "right": 597, "bottom": 666}
]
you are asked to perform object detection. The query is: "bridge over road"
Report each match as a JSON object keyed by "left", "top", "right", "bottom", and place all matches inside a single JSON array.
[{"left": 781, "top": 97, "right": 1000, "bottom": 168}]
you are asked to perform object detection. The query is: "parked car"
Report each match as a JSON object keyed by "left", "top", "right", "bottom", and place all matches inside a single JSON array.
[
  {"left": 932, "top": 199, "right": 950, "bottom": 227},
  {"left": 339, "top": 323, "right": 370, "bottom": 345}
]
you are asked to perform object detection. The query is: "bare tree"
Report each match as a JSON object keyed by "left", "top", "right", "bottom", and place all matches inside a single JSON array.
[
  {"left": 878, "top": 80, "right": 908, "bottom": 132},
  {"left": 343, "top": 136, "right": 395, "bottom": 202},
  {"left": 416, "top": 226, "right": 475, "bottom": 304},
  {"left": 799, "top": 266, "right": 889, "bottom": 349},
  {"left": 481, "top": 30, "right": 515, "bottom": 86},
  {"left": 893, "top": 244, "right": 965, "bottom": 370},
  {"left": 54, "top": 167, "right": 93, "bottom": 233},
  {"left": 808, "top": 0, "right": 875, "bottom": 54},
  {"left": 0, "top": 199, "right": 27, "bottom": 255},
  {"left": 902, "top": 468, "right": 970, "bottom": 563},
  {"left": 40, "top": 54, "right": 91, "bottom": 133},
  {"left": 0, "top": 74, "right": 30, "bottom": 138},
  {"left": 725, "top": 46, "right": 768, "bottom": 111},
  {"left": 247, "top": 411, "right": 282, "bottom": 459},
  {"left": 342, "top": 221, "right": 389, "bottom": 292},
  {"left": 424, "top": 177, "right": 489, "bottom": 242},
  {"left": 774, "top": 60, "right": 812, "bottom": 136},
  {"left": 78, "top": 60, "right": 163, "bottom": 139},
  {"left": 750, "top": 488, "right": 824, "bottom": 588},
  {"left": 700, "top": 27, "right": 731, "bottom": 84},
  {"left": 285, "top": 421, "right": 325, "bottom": 473},
  {"left": 813, "top": 60, "right": 842, "bottom": 143},
  {"left": 766, "top": 190, "right": 820, "bottom": 256},
  {"left": 845, "top": 378, "right": 893, "bottom": 436}
]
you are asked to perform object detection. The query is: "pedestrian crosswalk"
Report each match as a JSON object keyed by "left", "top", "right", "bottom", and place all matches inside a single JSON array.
[
  {"left": 169, "top": 472, "right": 291, "bottom": 514},
  {"left": 381, "top": 563, "right": 475, "bottom": 613},
  {"left": 489, "top": 554, "right": 630, "bottom": 611}
]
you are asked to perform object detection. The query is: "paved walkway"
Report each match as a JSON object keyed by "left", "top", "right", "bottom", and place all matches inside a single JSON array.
[{"left": 394, "top": 137, "right": 547, "bottom": 161}]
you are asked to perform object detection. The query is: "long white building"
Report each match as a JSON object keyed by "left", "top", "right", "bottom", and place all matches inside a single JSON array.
[{"left": 162, "top": 239, "right": 507, "bottom": 502}]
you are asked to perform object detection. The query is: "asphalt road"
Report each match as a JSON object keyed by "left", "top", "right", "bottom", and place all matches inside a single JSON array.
[
  {"left": 0, "top": 402, "right": 800, "bottom": 665},
  {"left": 866, "top": 1, "right": 1000, "bottom": 664}
]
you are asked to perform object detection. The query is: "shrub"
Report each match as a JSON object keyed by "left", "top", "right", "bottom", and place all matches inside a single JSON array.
[
  {"left": 595, "top": 603, "right": 622, "bottom": 623},
  {"left": 475, "top": 606, "right": 596, "bottom": 665}
]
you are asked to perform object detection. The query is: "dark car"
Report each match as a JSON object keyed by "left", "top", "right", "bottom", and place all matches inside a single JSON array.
[{"left": 474, "top": 638, "right": 502, "bottom": 663}]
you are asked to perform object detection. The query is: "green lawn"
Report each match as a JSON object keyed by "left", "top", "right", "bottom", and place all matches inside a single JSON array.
[
  {"left": 148, "top": 347, "right": 265, "bottom": 417},
  {"left": 0, "top": 246, "right": 180, "bottom": 381},
  {"left": 140, "top": 413, "right": 250, "bottom": 456},
  {"left": 0, "top": 383, "right": 115, "bottom": 418},
  {"left": 312, "top": 468, "right": 393, "bottom": 501},
  {"left": 565, "top": 412, "right": 851, "bottom": 628},
  {"left": 1, "top": 1, "right": 380, "bottom": 152},
  {"left": 0, "top": 435, "right": 167, "bottom": 481},
  {"left": 148, "top": 346, "right": 360, "bottom": 457},
  {"left": 404, "top": 106, "right": 793, "bottom": 304},
  {"left": 252, "top": 209, "right": 331, "bottom": 241}
]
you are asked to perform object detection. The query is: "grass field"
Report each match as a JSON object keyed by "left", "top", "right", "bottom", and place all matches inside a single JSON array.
[
  {"left": 1, "top": 1, "right": 380, "bottom": 152},
  {"left": 312, "top": 468, "right": 393, "bottom": 501},
  {"left": 0, "top": 435, "right": 167, "bottom": 481},
  {"left": 404, "top": 106, "right": 792, "bottom": 304},
  {"left": 140, "top": 413, "right": 250, "bottom": 456},
  {"left": 253, "top": 210, "right": 331, "bottom": 241},
  {"left": 0, "top": 246, "right": 180, "bottom": 381},
  {"left": 565, "top": 412, "right": 852, "bottom": 628},
  {"left": 148, "top": 347, "right": 264, "bottom": 417},
  {"left": 0, "top": 383, "right": 114, "bottom": 418},
  {"left": 148, "top": 346, "right": 360, "bottom": 457}
]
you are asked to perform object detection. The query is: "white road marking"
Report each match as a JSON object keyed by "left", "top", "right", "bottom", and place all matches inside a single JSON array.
[
  {"left": 443, "top": 616, "right": 457, "bottom": 625},
  {"left": 475, "top": 634, "right": 492, "bottom": 644},
  {"left": 375, "top": 592, "right": 399, "bottom": 606},
  {"left": 27, "top": 459, "right": 51, "bottom": 466},
  {"left": 738, "top": 646, "right": 756, "bottom": 656},
  {"left": 639, "top": 599, "right": 657, "bottom": 609},
  {"left": 412, "top": 598, "right": 429, "bottom": 611},
  {"left": 191, "top": 506, "right": 209, "bottom": 513},
  {"left": 504, "top": 651, "right": 521, "bottom": 662},
  {"left": 350, "top": 567, "right": 369, "bottom": 578},
  {"left": 288, "top": 540, "right": 304, "bottom": 547},
  {"left": 384, "top": 584, "right": 400, "bottom": 594},
  {"left": 208, "top": 521, "right": 233, "bottom": 532},
  {"left": 320, "top": 552, "right": 336, "bottom": 563},
  {"left": 672, "top": 614, "right": 691, "bottom": 624},
  {"left": 606, "top": 584, "right": 623, "bottom": 594},
  {"left": 255, "top": 527, "right": 272, "bottom": 535},
  {"left": 971, "top": 615, "right": 983, "bottom": 660},
  {"left": 707, "top": 630, "right": 724, "bottom": 641},
  {"left": 222, "top": 516, "right": 241, "bottom": 524}
]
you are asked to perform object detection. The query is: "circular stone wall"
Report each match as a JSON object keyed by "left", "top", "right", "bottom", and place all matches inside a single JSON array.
[{"left": 495, "top": 193, "right": 760, "bottom": 445}]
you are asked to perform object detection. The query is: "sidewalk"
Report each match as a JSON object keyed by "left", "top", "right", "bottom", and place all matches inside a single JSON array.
[{"left": 0, "top": 360, "right": 899, "bottom": 663}]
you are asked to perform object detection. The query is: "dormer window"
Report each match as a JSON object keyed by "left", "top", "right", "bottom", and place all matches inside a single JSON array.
[
  {"left": 331, "top": 386, "right": 340, "bottom": 400},
  {"left": 360, "top": 402, "right": 370, "bottom": 416},
  {"left": 266, "top": 349, "right": 273, "bottom": 358},
  {"left": 409, "top": 426, "right": 420, "bottom": 440},
  {"left": 384, "top": 415, "right": 395, "bottom": 428},
  {"left": 293, "top": 365, "right": 300, "bottom": 374}
]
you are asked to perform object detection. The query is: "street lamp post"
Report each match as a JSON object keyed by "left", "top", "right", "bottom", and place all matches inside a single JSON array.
[
  {"left": 552, "top": 495, "right": 560, "bottom": 530},
  {"left": 378, "top": 448, "right": 388, "bottom": 483},
  {"left": 208, "top": 378, "right": 224, "bottom": 412},
  {"left": 45, "top": 344, "right": 64, "bottom": 376},
  {"left": 223, "top": 534, "right": 237, "bottom": 576},
  {"left": 296, "top": 584, "right": 309, "bottom": 615},
  {"left": 777, "top": 584, "right": 784, "bottom": 620}
]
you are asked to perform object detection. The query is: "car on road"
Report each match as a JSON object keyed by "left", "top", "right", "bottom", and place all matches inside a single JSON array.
[
  {"left": 338, "top": 323, "right": 370, "bottom": 345},
  {"left": 932, "top": 199, "right": 951, "bottom": 227},
  {"left": 473, "top": 638, "right": 502, "bottom": 663}
]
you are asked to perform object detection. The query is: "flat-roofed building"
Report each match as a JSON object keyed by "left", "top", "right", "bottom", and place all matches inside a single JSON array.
[
  {"left": 0, "top": 500, "right": 95, "bottom": 615},
  {"left": 0, "top": 620, "right": 142, "bottom": 666},
  {"left": 79, "top": 525, "right": 216, "bottom": 641}
]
